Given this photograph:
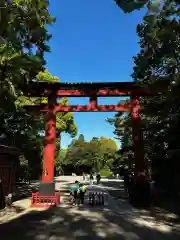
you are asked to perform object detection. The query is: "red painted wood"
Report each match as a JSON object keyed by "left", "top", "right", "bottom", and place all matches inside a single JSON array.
[
  {"left": 131, "top": 96, "right": 148, "bottom": 175},
  {"left": 23, "top": 80, "right": 170, "bottom": 97},
  {"left": 24, "top": 103, "right": 132, "bottom": 113},
  {"left": 42, "top": 109, "right": 56, "bottom": 182},
  {"left": 55, "top": 104, "right": 131, "bottom": 112},
  {"left": 31, "top": 192, "right": 60, "bottom": 208},
  {"left": 89, "top": 96, "right": 97, "bottom": 109},
  {"left": 55, "top": 89, "right": 131, "bottom": 97}
]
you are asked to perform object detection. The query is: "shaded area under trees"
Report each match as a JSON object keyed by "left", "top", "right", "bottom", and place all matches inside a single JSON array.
[
  {"left": 0, "top": 1, "right": 77, "bottom": 182},
  {"left": 108, "top": 1, "right": 180, "bottom": 198}
]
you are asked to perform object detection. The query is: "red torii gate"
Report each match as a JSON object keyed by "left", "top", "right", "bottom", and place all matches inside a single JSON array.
[{"left": 23, "top": 80, "right": 169, "bottom": 207}]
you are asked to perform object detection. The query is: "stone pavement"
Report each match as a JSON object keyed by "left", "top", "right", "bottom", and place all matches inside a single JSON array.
[{"left": 0, "top": 176, "right": 179, "bottom": 240}]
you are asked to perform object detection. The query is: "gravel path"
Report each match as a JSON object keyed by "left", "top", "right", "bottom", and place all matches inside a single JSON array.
[{"left": 0, "top": 176, "right": 179, "bottom": 240}]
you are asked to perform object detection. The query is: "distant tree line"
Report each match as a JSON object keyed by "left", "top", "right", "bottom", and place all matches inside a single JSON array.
[{"left": 55, "top": 134, "right": 118, "bottom": 175}]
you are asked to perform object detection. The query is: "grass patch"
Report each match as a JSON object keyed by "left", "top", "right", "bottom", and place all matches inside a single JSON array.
[{"left": 100, "top": 169, "right": 113, "bottom": 177}]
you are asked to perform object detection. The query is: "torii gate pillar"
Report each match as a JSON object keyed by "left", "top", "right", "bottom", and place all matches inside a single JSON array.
[
  {"left": 131, "top": 96, "right": 147, "bottom": 174},
  {"left": 31, "top": 96, "right": 60, "bottom": 207},
  {"left": 131, "top": 96, "right": 150, "bottom": 205},
  {"left": 40, "top": 96, "right": 56, "bottom": 196}
]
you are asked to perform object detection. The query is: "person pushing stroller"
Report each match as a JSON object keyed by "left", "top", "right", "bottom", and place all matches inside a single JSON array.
[{"left": 70, "top": 180, "right": 80, "bottom": 205}]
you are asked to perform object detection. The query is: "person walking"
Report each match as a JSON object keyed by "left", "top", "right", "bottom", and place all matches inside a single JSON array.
[
  {"left": 127, "top": 171, "right": 135, "bottom": 203},
  {"left": 70, "top": 180, "right": 80, "bottom": 206},
  {"left": 79, "top": 183, "right": 87, "bottom": 204},
  {"left": 136, "top": 170, "right": 151, "bottom": 206},
  {"left": 83, "top": 172, "right": 85, "bottom": 181},
  {"left": 96, "top": 173, "right": 101, "bottom": 185},
  {"left": 90, "top": 173, "right": 93, "bottom": 185},
  {"left": 123, "top": 170, "right": 130, "bottom": 195}
]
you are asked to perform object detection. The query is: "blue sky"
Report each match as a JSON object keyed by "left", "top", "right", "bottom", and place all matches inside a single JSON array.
[{"left": 45, "top": 0, "right": 146, "bottom": 148}]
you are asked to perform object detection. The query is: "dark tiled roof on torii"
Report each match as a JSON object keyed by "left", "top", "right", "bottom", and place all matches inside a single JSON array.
[{"left": 22, "top": 80, "right": 170, "bottom": 97}]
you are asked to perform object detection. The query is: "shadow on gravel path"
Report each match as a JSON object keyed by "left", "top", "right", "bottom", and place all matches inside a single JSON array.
[
  {"left": 0, "top": 201, "right": 180, "bottom": 240},
  {"left": 0, "top": 177, "right": 179, "bottom": 240},
  {"left": 100, "top": 179, "right": 180, "bottom": 228}
]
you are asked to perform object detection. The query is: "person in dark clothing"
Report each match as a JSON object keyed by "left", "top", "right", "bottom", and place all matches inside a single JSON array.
[
  {"left": 123, "top": 170, "right": 130, "bottom": 194},
  {"left": 90, "top": 173, "right": 94, "bottom": 185},
  {"left": 79, "top": 183, "right": 87, "bottom": 204},
  {"left": 96, "top": 173, "right": 101, "bottom": 185},
  {"left": 129, "top": 172, "right": 135, "bottom": 187},
  {"left": 136, "top": 171, "right": 151, "bottom": 207},
  {"left": 73, "top": 189, "right": 80, "bottom": 205},
  {"left": 127, "top": 171, "right": 136, "bottom": 203},
  {"left": 70, "top": 180, "right": 80, "bottom": 205}
]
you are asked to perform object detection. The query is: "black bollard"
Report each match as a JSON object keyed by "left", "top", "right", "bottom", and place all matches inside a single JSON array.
[
  {"left": 91, "top": 192, "right": 95, "bottom": 206},
  {"left": 102, "top": 193, "right": 104, "bottom": 205},
  {"left": 89, "top": 192, "right": 92, "bottom": 205},
  {"left": 95, "top": 192, "right": 98, "bottom": 205},
  {"left": 98, "top": 192, "right": 101, "bottom": 205},
  {"left": 100, "top": 192, "right": 102, "bottom": 205},
  {"left": 97, "top": 192, "right": 99, "bottom": 205}
]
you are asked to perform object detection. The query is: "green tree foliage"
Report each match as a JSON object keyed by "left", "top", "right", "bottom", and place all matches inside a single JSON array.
[
  {"left": 0, "top": 1, "right": 77, "bottom": 180},
  {"left": 0, "top": 0, "right": 55, "bottom": 180},
  {"left": 107, "top": 113, "right": 132, "bottom": 168},
  {"left": 109, "top": 1, "right": 180, "bottom": 194},
  {"left": 63, "top": 135, "right": 118, "bottom": 174},
  {"left": 0, "top": 0, "right": 55, "bottom": 107},
  {"left": 114, "top": 0, "right": 148, "bottom": 13},
  {"left": 55, "top": 148, "right": 67, "bottom": 174},
  {"left": 0, "top": 69, "right": 77, "bottom": 180},
  {"left": 18, "top": 69, "right": 78, "bottom": 138},
  {"left": 114, "top": 0, "right": 168, "bottom": 13}
]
